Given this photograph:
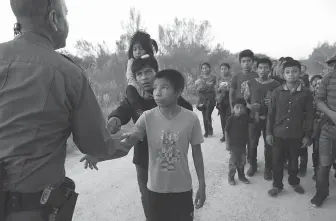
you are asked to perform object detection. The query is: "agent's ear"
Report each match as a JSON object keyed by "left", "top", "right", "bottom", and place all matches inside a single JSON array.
[{"left": 48, "top": 10, "right": 59, "bottom": 32}]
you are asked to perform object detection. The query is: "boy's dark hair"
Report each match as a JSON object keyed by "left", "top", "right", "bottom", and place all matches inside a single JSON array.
[
  {"left": 283, "top": 59, "right": 301, "bottom": 71},
  {"left": 154, "top": 69, "right": 185, "bottom": 92},
  {"left": 127, "top": 31, "right": 158, "bottom": 59},
  {"left": 283, "top": 57, "right": 294, "bottom": 62},
  {"left": 310, "top": 74, "right": 322, "bottom": 84},
  {"left": 220, "top": 62, "right": 230, "bottom": 69},
  {"left": 239, "top": 49, "right": 254, "bottom": 62},
  {"left": 132, "top": 55, "right": 159, "bottom": 76},
  {"left": 279, "top": 57, "right": 285, "bottom": 61},
  {"left": 257, "top": 57, "right": 272, "bottom": 68},
  {"left": 233, "top": 98, "right": 247, "bottom": 107},
  {"left": 201, "top": 62, "right": 211, "bottom": 69}
]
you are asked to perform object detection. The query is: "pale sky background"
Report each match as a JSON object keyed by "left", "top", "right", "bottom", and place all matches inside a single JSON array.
[{"left": 0, "top": 0, "right": 335, "bottom": 59}]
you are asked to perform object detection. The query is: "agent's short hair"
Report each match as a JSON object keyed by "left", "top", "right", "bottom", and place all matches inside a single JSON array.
[
  {"left": 154, "top": 69, "right": 185, "bottom": 92},
  {"left": 11, "top": 0, "right": 55, "bottom": 18}
]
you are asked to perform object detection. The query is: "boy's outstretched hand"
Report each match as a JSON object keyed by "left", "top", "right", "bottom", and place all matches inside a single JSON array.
[
  {"left": 80, "top": 155, "right": 99, "bottom": 170},
  {"left": 194, "top": 185, "right": 206, "bottom": 209}
]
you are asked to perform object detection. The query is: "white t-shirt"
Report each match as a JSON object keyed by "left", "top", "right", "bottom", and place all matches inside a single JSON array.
[{"left": 135, "top": 107, "right": 204, "bottom": 193}]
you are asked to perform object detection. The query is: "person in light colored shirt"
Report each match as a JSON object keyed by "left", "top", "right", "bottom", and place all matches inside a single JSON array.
[{"left": 123, "top": 69, "right": 206, "bottom": 221}]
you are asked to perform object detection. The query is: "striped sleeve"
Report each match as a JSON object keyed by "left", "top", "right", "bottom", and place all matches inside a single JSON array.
[{"left": 315, "top": 73, "right": 330, "bottom": 102}]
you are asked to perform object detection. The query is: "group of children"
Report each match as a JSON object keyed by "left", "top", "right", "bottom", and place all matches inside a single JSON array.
[
  {"left": 84, "top": 30, "right": 334, "bottom": 221},
  {"left": 220, "top": 50, "right": 336, "bottom": 208}
]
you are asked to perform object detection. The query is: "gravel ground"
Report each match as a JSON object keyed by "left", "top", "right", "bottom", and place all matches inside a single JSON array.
[{"left": 66, "top": 110, "right": 336, "bottom": 221}]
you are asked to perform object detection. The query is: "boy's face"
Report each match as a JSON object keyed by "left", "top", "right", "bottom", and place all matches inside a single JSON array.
[
  {"left": 135, "top": 66, "right": 156, "bottom": 91},
  {"left": 283, "top": 66, "right": 301, "bottom": 84},
  {"left": 233, "top": 104, "right": 247, "bottom": 116},
  {"left": 257, "top": 63, "right": 271, "bottom": 79},
  {"left": 153, "top": 78, "right": 181, "bottom": 107},
  {"left": 133, "top": 42, "right": 146, "bottom": 59},
  {"left": 311, "top": 79, "right": 318, "bottom": 88},
  {"left": 220, "top": 65, "right": 229, "bottom": 75},
  {"left": 240, "top": 57, "right": 253, "bottom": 72},
  {"left": 315, "top": 79, "right": 322, "bottom": 91},
  {"left": 201, "top": 64, "right": 211, "bottom": 75}
]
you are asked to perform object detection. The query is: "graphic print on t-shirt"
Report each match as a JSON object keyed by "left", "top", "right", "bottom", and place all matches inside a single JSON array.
[
  {"left": 157, "top": 130, "right": 181, "bottom": 172},
  {"left": 240, "top": 80, "right": 248, "bottom": 95}
]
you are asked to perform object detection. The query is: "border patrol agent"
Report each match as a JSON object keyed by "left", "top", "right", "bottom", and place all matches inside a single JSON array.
[
  {"left": 0, "top": 0, "right": 127, "bottom": 220},
  {"left": 310, "top": 55, "right": 336, "bottom": 208}
]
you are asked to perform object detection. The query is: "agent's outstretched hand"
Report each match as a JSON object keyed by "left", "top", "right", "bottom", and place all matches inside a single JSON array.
[{"left": 80, "top": 155, "right": 99, "bottom": 170}]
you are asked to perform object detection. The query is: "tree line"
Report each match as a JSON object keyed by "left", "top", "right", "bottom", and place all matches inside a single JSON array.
[{"left": 59, "top": 7, "right": 336, "bottom": 107}]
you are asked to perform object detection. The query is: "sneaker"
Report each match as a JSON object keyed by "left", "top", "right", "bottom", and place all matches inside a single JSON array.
[
  {"left": 239, "top": 176, "right": 250, "bottom": 184},
  {"left": 204, "top": 133, "right": 208, "bottom": 138},
  {"left": 298, "top": 167, "right": 307, "bottom": 177},
  {"left": 310, "top": 193, "right": 328, "bottom": 208},
  {"left": 292, "top": 185, "right": 305, "bottom": 194},
  {"left": 264, "top": 169, "right": 272, "bottom": 181},
  {"left": 268, "top": 187, "right": 282, "bottom": 197},
  {"left": 246, "top": 165, "right": 256, "bottom": 177},
  {"left": 220, "top": 136, "right": 225, "bottom": 142},
  {"left": 228, "top": 177, "right": 236, "bottom": 185}
]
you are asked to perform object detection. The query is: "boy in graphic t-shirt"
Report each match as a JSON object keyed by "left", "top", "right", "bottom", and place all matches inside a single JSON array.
[{"left": 122, "top": 69, "right": 206, "bottom": 221}]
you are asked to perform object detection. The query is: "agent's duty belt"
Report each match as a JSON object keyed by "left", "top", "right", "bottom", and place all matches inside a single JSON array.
[{"left": 0, "top": 162, "right": 78, "bottom": 221}]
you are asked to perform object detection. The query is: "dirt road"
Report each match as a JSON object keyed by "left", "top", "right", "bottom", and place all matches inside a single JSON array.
[{"left": 66, "top": 110, "right": 336, "bottom": 221}]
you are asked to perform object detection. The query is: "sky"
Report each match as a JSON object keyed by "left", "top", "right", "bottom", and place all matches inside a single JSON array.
[{"left": 0, "top": 0, "right": 335, "bottom": 59}]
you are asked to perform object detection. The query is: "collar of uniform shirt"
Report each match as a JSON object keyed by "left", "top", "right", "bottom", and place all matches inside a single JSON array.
[{"left": 16, "top": 32, "right": 54, "bottom": 50}]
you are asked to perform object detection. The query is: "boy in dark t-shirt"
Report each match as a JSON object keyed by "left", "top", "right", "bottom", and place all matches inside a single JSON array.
[
  {"left": 230, "top": 49, "right": 259, "bottom": 110},
  {"left": 244, "top": 57, "right": 280, "bottom": 180},
  {"left": 230, "top": 49, "right": 258, "bottom": 162},
  {"left": 225, "top": 98, "right": 253, "bottom": 185}
]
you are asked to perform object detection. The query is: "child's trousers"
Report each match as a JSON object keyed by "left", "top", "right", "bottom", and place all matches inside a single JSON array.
[{"left": 229, "top": 149, "right": 246, "bottom": 178}]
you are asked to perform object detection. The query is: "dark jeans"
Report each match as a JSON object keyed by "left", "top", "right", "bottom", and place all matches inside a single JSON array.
[
  {"left": 248, "top": 119, "right": 272, "bottom": 169},
  {"left": 312, "top": 137, "right": 319, "bottom": 171},
  {"left": 299, "top": 148, "right": 308, "bottom": 170},
  {"left": 201, "top": 98, "right": 215, "bottom": 134},
  {"left": 272, "top": 137, "right": 301, "bottom": 189},
  {"left": 136, "top": 165, "right": 149, "bottom": 219},
  {"left": 148, "top": 190, "right": 194, "bottom": 221},
  {"left": 218, "top": 102, "right": 230, "bottom": 135},
  {"left": 316, "top": 165, "right": 332, "bottom": 196}
]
